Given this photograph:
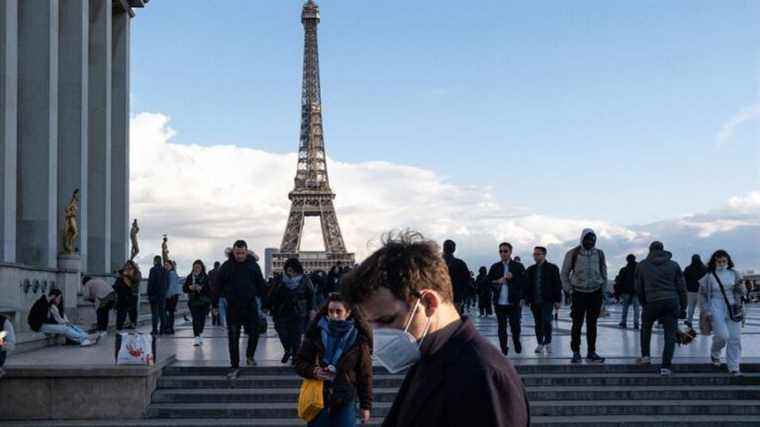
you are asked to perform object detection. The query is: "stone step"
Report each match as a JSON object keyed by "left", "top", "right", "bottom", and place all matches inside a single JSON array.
[
  {"left": 145, "top": 402, "right": 394, "bottom": 419},
  {"left": 156, "top": 372, "right": 760, "bottom": 389},
  {"left": 529, "top": 400, "right": 760, "bottom": 417},
  {"left": 151, "top": 385, "right": 760, "bottom": 404},
  {"left": 162, "top": 363, "right": 760, "bottom": 376}
]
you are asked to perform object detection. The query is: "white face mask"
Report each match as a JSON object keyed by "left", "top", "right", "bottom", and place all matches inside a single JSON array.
[{"left": 373, "top": 296, "right": 433, "bottom": 374}]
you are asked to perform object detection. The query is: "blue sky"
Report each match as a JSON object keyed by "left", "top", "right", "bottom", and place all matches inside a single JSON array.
[{"left": 131, "top": 1, "right": 759, "bottom": 227}]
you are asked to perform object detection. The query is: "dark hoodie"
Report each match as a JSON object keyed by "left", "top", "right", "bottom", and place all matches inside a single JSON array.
[
  {"left": 683, "top": 255, "right": 708, "bottom": 293},
  {"left": 634, "top": 249, "right": 687, "bottom": 308},
  {"left": 294, "top": 309, "right": 373, "bottom": 411},
  {"left": 614, "top": 258, "right": 638, "bottom": 296},
  {"left": 217, "top": 254, "right": 266, "bottom": 307}
]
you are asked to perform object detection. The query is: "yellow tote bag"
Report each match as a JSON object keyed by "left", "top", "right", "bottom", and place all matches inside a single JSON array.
[{"left": 297, "top": 378, "right": 324, "bottom": 422}]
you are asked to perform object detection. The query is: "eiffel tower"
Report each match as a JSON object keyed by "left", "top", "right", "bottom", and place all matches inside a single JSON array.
[{"left": 272, "top": 0, "right": 355, "bottom": 274}]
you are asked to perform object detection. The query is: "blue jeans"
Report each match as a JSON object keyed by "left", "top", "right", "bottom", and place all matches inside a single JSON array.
[
  {"left": 218, "top": 297, "right": 228, "bottom": 326},
  {"left": 620, "top": 293, "right": 640, "bottom": 325},
  {"left": 39, "top": 323, "right": 89, "bottom": 344},
  {"left": 308, "top": 401, "right": 357, "bottom": 427}
]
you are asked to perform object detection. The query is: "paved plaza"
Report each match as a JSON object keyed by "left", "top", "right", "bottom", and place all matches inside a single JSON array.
[{"left": 8, "top": 303, "right": 760, "bottom": 368}]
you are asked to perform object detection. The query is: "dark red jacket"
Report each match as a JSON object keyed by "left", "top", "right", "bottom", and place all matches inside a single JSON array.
[{"left": 294, "top": 312, "right": 373, "bottom": 411}]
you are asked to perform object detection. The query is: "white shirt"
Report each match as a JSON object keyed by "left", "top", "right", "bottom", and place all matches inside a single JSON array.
[{"left": 498, "top": 261, "right": 511, "bottom": 306}]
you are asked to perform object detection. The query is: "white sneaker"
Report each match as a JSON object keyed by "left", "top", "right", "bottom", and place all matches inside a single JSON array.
[
  {"left": 80, "top": 339, "right": 94, "bottom": 347},
  {"left": 534, "top": 345, "right": 544, "bottom": 354},
  {"left": 193, "top": 336, "right": 201, "bottom": 347},
  {"left": 97, "top": 331, "right": 107, "bottom": 339},
  {"left": 545, "top": 345, "right": 552, "bottom": 354},
  {"left": 659, "top": 368, "right": 673, "bottom": 377},
  {"left": 198, "top": 336, "right": 204, "bottom": 345}
]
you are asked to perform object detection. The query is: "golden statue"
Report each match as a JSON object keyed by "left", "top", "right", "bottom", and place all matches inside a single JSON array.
[
  {"left": 161, "top": 234, "right": 170, "bottom": 264},
  {"left": 130, "top": 219, "right": 140, "bottom": 261},
  {"left": 62, "top": 189, "right": 80, "bottom": 255}
]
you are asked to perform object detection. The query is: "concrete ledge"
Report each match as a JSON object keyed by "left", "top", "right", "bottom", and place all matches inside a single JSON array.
[{"left": 0, "top": 355, "right": 175, "bottom": 420}]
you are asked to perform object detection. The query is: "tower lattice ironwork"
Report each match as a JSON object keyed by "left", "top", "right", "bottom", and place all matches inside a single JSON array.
[{"left": 273, "top": 0, "right": 354, "bottom": 273}]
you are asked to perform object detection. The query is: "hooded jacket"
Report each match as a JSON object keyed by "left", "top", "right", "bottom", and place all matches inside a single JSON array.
[
  {"left": 561, "top": 229, "right": 608, "bottom": 293},
  {"left": 294, "top": 310, "right": 373, "bottom": 411},
  {"left": 683, "top": 255, "right": 708, "bottom": 293},
  {"left": 217, "top": 254, "right": 266, "bottom": 307},
  {"left": 614, "top": 260, "right": 638, "bottom": 296},
  {"left": 634, "top": 249, "right": 687, "bottom": 308}
]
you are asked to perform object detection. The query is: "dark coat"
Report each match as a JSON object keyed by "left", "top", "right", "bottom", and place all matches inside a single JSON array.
[
  {"left": 217, "top": 255, "right": 266, "bottom": 308},
  {"left": 634, "top": 250, "right": 687, "bottom": 308},
  {"left": 294, "top": 312, "right": 373, "bottom": 411},
  {"left": 382, "top": 317, "right": 530, "bottom": 427},
  {"left": 27, "top": 295, "right": 51, "bottom": 332},
  {"left": 614, "top": 262, "right": 637, "bottom": 296},
  {"left": 207, "top": 268, "right": 220, "bottom": 305},
  {"left": 147, "top": 265, "right": 168, "bottom": 303},
  {"left": 487, "top": 260, "right": 527, "bottom": 306},
  {"left": 183, "top": 273, "right": 212, "bottom": 309},
  {"left": 683, "top": 261, "right": 708, "bottom": 293},
  {"left": 524, "top": 262, "right": 563, "bottom": 304},
  {"left": 113, "top": 276, "right": 139, "bottom": 309},
  {"left": 270, "top": 276, "right": 315, "bottom": 321},
  {"left": 444, "top": 254, "right": 471, "bottom": 304}
]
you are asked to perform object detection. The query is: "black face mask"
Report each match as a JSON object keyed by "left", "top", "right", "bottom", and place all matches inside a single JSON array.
[{"left": 582, "top": 235, "right": 596, "bottom": 250}]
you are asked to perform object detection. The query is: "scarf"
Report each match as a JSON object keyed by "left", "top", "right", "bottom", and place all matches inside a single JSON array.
[
  {"left": 283, "top": 274, "right": 303, "bottom": 291},
  {"left": 319, "top": 317, "right": 357, "bottom": 368}
]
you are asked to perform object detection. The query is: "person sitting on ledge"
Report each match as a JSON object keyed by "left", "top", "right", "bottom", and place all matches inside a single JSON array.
[
  {"left": 0, "top": 313, "right": 16, "bottom": 377},
  {"left": 28, "top": 288, "right": 95, "bottom": 347}
]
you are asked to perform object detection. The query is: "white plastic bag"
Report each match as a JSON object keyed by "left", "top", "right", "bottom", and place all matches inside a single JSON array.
[{"left": 116, "top": 332, "right": 153, "bottom": 365}]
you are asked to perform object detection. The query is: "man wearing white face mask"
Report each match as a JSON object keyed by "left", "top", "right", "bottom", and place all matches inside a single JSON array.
[{"left": 341, "top": 231, "right": 530, "bottom": 427}]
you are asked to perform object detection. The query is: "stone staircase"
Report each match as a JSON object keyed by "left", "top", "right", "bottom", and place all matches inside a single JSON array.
[{"left": 138, "top": 363, "right": 760, "bottom": 426}]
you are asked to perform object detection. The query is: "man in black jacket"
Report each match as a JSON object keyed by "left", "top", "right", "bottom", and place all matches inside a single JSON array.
[
  {"left": 635, "top": 241, "right": 688, "bottom": 376},
  {"left": 683, "top": 254, "right": 707, "bottom": 328},
  {"left": 341, "top": 232, "right": 530, "bottom": 427},
  {"left": 614, "top": 254, "right": 640, "bottom": 330},
  {"left": 218, "top": 240, "right": 266, "bottom": 375},
  {"left": 442, "top": 239, "right": 471, "bottom": 314},
  {"left": 487, "top": 242, "right": 527, "bottom": 355},
  {"left": 525, "top": 247, "right": 562, "bottom": 355},
  {"left": 147, "top": 256, "right": 168, "bottom": 335}
]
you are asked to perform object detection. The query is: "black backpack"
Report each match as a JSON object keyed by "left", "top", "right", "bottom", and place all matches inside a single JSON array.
[{"left": 27, "top": 296, "right": 49, "bottom": 333}]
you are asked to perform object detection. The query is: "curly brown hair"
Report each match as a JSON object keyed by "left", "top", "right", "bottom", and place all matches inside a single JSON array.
[{"left": 340, "top": 230, "right": 453, "bottom": 305}]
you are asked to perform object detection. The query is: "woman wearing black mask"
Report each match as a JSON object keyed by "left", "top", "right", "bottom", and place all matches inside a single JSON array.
[
  {"left": 271, "top": 258, "right": 315, "bottom": 364},
  {"left": 294, "top": 293, "right": 372, "bottom": 426}
]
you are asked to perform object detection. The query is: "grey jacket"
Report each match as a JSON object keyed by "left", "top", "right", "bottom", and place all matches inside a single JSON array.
[
  {"left": 634, "top": 250, "right": 687, "bottom": 308},
  {"left": 561, "top": 228, "right": 608, "bottom": 293}
]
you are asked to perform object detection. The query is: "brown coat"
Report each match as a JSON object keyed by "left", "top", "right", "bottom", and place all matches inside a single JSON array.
[{"left": 294, "top": 312, "right": 373, "bottom": 411}]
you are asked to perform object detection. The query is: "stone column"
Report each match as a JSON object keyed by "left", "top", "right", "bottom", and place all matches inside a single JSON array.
[
  {"left": 0, "top": 0, "right": 18, "bottom": 263},
  {"left": 17, "top": 0, "right": 59, "bottom": 268},
  {"left": 110, "top": 9, "right": 130, "bottom": 272},
  {"left": 87, "top": 0, "right": 111, "bottom": 274},
  {"left": 58, "top": 0, "right": 89, "bottom": 267}
]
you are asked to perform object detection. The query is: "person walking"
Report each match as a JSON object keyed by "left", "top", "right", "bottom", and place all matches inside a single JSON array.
[
  {"left": 683, "top": 254, "right": 707, "bottom": 328},
  {"left": 340, "top": 232, "right": 530, "bottom": 427},
  {"left": 442, "top": 239, "right": 471, "bottom": 314},
  {"left": 561, "top": 228, "right": 607, "bottom": 364},
  {"left": 82, "top": 276, "right": 116, "bottom": 338},
  {"left": 476, "top": 266, "right": 492, "bottom": 318},
  {"left": 294, "top": 293, "right": 373, "bottom": 426},
  {"left": 271, "top": 258, "right": 315, "bottom": 364},
  {"left": 614, "top": 254, "right": 640, "bottom": 330},
  {"left": 218, "top": 240, "right": 267, "bottom": 376},
  {"left": 163, "top": 260, "right": 181, "bottom": 335},
  {"left": 208, "top": 261, "right": 222, "bottom": 327},
  {"left": 635, "top": 242, "right": 688, "bottom": 376},
  {"left": 699, "top": 250, "right": 747, "bottom": 376},
  {"left": 147, "top": 256, "right": 168, "bottom": 335},
  {"left": 525, "top": 246, "right": 562, "bottom": 355},
  {"left": 184, "top": 260, "right": 212, "bottom": 346},
  {"left": 114, "top": 261, "right": 141, "bottom": 331},
  {"left": 487, "top": 242, "right": 527, "bottom": 355}
]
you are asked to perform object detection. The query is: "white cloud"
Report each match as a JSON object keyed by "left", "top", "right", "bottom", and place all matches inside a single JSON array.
[
  {"left": 129, "top": 112, "right": 760, "bottom": 275},
  {"left": 727, "top": 191, "right": 760, "bottom": 212},
  {"left": 716, "top": 104, "right": 760, "bottom": 147}
]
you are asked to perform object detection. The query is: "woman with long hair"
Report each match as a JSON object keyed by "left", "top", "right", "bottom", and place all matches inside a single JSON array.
[
  {"left": 37, "top": 288, "right": 94, "bottom": 346},
  {"left": 114, "top": 260, "right": 141, "bottom": 330},
  {"left": 294, "top": 293, "right": 372, "bottom": 426},
  {"left": 164, "top": 260, "right": 181, "bottom": 335},
  {"left": 270, "top": 257, "right": 315, "bottom": 364},
  {"left": 184, "top": 260, "right": 211, "bottom": 346},
  {"left": 699, "top": 250, "right": 748, "bottom": 376}
]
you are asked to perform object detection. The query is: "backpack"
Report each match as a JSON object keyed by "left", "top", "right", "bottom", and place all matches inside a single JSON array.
[
  {"left": 569, "top": 246, "right": 606, "bottom": 274},
  {"left": 27, "top": 296, "right": 50, "bottom": 333}
]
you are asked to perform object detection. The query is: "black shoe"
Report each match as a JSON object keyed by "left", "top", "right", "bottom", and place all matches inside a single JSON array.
[
  {"left": 571, "top": 352, "right": 582, "bottom": 364},
  {"left": 633, "top": 323, "right": 640, "bottom": 330},
  {"left": 502, "top": 347, "right": 509, "bottom": 356},
  {"left": 227, "top": 368, "right": 239, "bottom": 380},
  {"left": 514, "top": 341, "right": 522, "bottom": 354},
  {"left": 586, "top": 352, "right": 605, "bottom": 364},
  {"left": 618, "top": 322, "right": 627, "bottom": 329},
  {"left": 281, "top": 352, "right": 291, "bottom": 364}
]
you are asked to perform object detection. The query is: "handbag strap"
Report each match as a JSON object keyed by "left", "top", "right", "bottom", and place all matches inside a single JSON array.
[{"left": 712, "top": 271, "right": 738, "bottom": 322}]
